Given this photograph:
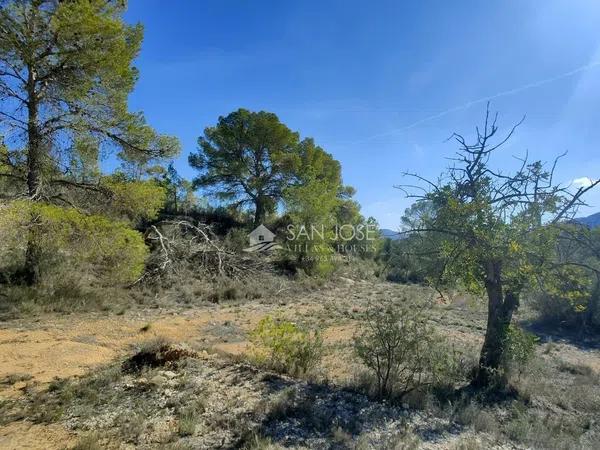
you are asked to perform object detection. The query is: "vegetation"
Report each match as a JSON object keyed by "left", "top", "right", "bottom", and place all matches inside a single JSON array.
[
  {"left": 0, "top": 0, "right": 179, "bottom": 285},
  {"left": 500, "top": 324, "right": 538, "bottom": 380},
  {"left": 249, "top": 315, "right": 323, "bottom": 376},
  {"left": 540, "top": 224, "right": 600, "bottom": 330},
  {"left": 0, "top": 2, "right": 599, "bottom": 449},
  {"left": 189, "top": 109, "right": 302, "bottom": 225},
  {"left": 0, "top": 200, "right": 148, "bottom": 284},
  {"left": 353, "top": 301, "right": 469, "bottom": 399},
  {"left": 1, "top": 281, "right": 598, "bottom": 449},
  {"left": 396, "top": 106, "right": 599, "bottom": 386},
  {"left": 0, "top": 0, "right": 384, "bottom": 295}
]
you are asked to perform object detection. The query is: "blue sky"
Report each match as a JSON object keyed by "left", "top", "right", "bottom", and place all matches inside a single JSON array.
[{"left": 124, "top": 0, "right": 600, "bottom": 229}]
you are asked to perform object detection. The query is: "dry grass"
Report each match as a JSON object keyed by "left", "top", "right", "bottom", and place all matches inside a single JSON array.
[
  {"left": 72, "top": 433, "right": 103, "bottom": 450},
  {"left": 0, "top": 280, "right": 598, "bottom": 449}
]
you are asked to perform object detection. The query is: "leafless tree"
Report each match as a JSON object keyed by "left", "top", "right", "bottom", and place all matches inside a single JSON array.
[{"left": 396, "top": 104, "right": 599, "bottom": 386}]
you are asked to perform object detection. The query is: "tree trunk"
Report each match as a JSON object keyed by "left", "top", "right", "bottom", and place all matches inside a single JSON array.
[
  {"left": 253, "top": 196, "right": 266, "bottom": 226},
  {"left": 26, "top": 64, "right": 42, "bottom": 199},
  {"left": 472, "top": 261, "right": 520, "bottom": 387},
  {"left": 22, "top": 65, "right": 42, "bottom": 285},
  {"left": 22, "top": 231, "right": 41, "bottom": 285}
]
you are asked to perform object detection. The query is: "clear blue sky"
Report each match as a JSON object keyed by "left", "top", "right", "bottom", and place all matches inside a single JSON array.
[{"left": 124, "top": 0, "right": 600, "bottom": 229}]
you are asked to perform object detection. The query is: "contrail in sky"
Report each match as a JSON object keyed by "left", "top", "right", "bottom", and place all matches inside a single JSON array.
[{"left": 357, "top": 60, "right": 600, "bottom": 143}]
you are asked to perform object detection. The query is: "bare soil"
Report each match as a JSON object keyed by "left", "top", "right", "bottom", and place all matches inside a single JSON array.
[{"left": 0, "top": 280, "right": 598, "bottom": 449}]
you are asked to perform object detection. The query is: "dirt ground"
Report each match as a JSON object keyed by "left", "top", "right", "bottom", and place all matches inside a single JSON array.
[
  {"left": 0, "top": 281, "right": 410, "bottom": 395},
  {"left": 1, "top": 281, "right": 599, "bottom": 449},
  {"left": 0, "top": 282, "right": 361, "bottom": 448}
]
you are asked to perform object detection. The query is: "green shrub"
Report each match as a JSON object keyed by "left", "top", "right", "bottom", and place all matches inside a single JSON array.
[
  {"left": 353, "top": 301, "right": 469, "bottom": 399},
  {"left": 530, "top": 291, "right": 584, "bottom": 327},
  {"left": 0, "top": 274, "right": 132, "bottom": 317},
  {"left": 501, "top": 324, "right": 538, "bottom": 379},
  {"left": 249, "top": 316, "right": 323, "bottom": 376},
  {"left": 177, "top": 401, "right": 204, "bottom": 436},
  {"left": 0, "top": 200, "right": 148, "bottom": 284},
  {"left": 100, "top": 176, "right": 166, "bottom": 224},
  {"left": 223, "top": 227, "right": 251, "bottom": 252},
  {"left": 242, "top": 433, "right": 281, "bottom": 450},
  {"left": 530, "top": 264, "right": 598, "bottom": 330},
  {"left": 385, "top": 266, "right": 424, "bottom": 284}
]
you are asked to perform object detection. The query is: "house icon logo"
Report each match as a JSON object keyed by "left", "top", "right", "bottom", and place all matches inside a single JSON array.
[{"left": 244, "top": 224, "right": 282, "bottom": 253}]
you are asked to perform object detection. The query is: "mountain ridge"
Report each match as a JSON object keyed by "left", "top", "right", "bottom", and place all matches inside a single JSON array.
[
  {"left": 575, "top": 212, "right": 600, "bottom": 228},
  {"left": 379, "top": 211, "right": 600, "bottom": 239}
]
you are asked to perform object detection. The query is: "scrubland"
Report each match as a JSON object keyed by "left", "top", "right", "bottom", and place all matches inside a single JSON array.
[{"left": 1, "top": 278, "right": 598, "bottom": 450}]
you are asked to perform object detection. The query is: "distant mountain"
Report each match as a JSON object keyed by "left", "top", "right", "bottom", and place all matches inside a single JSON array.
[
  {"left": 381, "top": 213, "right": 600, "bottom": 237},
  {"left": 380, "top": 229, "right": 403, "bottom": 240},
  {"left": 574, "top": 212, "right": 600, "bottom": 228}
]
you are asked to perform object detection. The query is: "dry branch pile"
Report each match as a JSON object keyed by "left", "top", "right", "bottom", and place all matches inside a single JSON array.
[{"left": 137, "top": 219, "right": 271, "bottom": 284}]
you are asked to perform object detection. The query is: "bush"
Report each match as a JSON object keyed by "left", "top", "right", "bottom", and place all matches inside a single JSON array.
[
  {"left": 72, "top": 433, "right": 103, "bottom": 450},
  {"left": 530, "top": 265, "right": 599, "bottom": 330},
  {"left": 177, "top": 400, "right": 205, "bottom": 436},
  {"left": 223, "top": 227, "right": 251, "bottom": 252},
  {"left": 530, "top": 291, "right": 583, "bottom": 327},
  {"left": 0, "top": 274, "right": 129, "bottom": 317},
  {"left": 385, "top": 266, "right": 424, "bottom": 284},
  {"left": 249, "top": 316, "right": 323, "bottom": 376},
  {"left": 0, "top": 200, "right": 148, "bottom": 285},
  {"left": 501, "top": 324, "right": 538, "bottom": 379},
  {"left": 101, "top": 176, "right": 166, "bottom": 225},
  {"left": 277, "top": 253, "right": 336, "bottom": 278},
  {"left": 353, "top": 301, "right": 468, "bottom": 399}
]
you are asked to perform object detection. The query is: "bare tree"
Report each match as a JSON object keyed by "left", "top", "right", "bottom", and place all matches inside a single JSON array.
[{"left": 397, "top": 104, "right": 599, "bottom": 387}]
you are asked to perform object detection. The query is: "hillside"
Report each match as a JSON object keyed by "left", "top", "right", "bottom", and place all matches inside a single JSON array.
[
  {"left": 380, "top": 228, "right": 403, "bottom": 240},
  {"left": 575, "top": 212, "right": 600, "bottom": 228}
]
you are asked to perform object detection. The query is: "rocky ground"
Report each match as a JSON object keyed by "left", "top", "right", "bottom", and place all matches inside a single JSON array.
[{"left": 0, "top": 280, "right": 599, "bottom": 449}]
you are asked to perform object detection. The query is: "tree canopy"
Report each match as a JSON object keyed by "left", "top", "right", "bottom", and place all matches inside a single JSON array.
[
  {"left": 0, "top": 0, "right": 180, "bottom": 202},
  {"left": 189, "top": 109, "right": 300, "bottom": 225}
]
